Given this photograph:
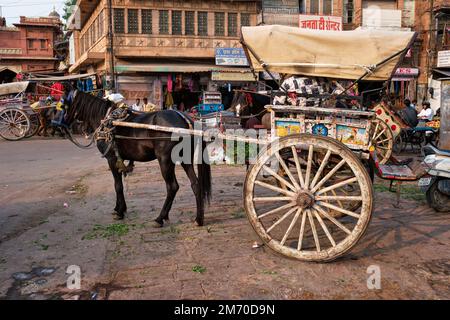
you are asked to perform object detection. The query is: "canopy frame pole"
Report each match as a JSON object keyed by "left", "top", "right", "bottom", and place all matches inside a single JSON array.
[{"left": 240, "top": 38, "right": 287, "bottom": 93}]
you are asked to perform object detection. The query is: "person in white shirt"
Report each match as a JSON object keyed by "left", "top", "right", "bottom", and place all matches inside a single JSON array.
[
  {"left": 131, "top": 98, "right": 142, "bottom": 112},
  {"left": 417, "top": 101, "right": 433, "bottom": 122}
]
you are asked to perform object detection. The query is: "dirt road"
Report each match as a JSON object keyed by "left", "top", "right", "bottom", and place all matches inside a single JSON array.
[{"left": 0, "top": 138, "right": 449, "bottom": 299}]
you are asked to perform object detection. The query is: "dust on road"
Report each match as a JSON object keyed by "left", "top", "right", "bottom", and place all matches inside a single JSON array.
[{"left": 0, "top": 138, "right": 449, "bottom": 300}]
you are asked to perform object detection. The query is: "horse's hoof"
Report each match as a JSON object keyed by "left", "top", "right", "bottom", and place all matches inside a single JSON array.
[
  {"left": 152, "top": 221, "right": 164, "bottom": 228},
  {"left": 112, "top": 212, "right": 124, "bottom": 220},
  {"left": 195, "top": 219, "right": 204, "bottom": 227}
]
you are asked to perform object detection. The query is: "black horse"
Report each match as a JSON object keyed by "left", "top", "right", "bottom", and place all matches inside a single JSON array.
[
  {"left": 65, "top": 91, "right": 211, "bottom": 227},
  {"left": 229, "top": 90, "right": 271, "bottom": 128}
]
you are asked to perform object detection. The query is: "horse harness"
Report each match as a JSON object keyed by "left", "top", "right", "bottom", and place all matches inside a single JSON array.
[{"left": 95, "top": 108, "right": 194, "bottom": 171}]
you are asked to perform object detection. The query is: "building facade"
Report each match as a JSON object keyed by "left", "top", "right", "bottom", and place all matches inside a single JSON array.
[
  {"left": 0, "top": 13, "right": 63, "bottom": 82},
  {"left": 68, "top": 0, "right": 260, "bottom": 108}
]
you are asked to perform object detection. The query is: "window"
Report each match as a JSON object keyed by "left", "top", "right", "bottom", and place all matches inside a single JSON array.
[
  {"left": 310, "top": 0, "right": 319, "bottom": 14},
  {"left": 142, "top": 9, "right": 152, "bottom": 34},
  {"left": 128, "top": 9, "right": 138, "bottom": 34},
  {"left": 27, "top": 39, "right": 35, "bottom": 49},
  {"left": 240, "top": 13, "right": 250, "bottom": 27},
  {"left": 98, "top": 10, "right": 104, "bottom": 37},
  {"left": 159, "top": 10, "right": 169, "bottom": 34},
  {"left": 114, "top": 8, "right": 125, "bottom": 33},
  {"left": 323, "top": 0, "right": 332, "bottom": 15},
  {"left": 185, "top": 11, "right": 195, "bottom": 35},
  {"left": 343, "top": 0, "right": 354, "bottom": 23},
  {"left": 198, "top": 11, "right": 208, "bottom": 36},
  {"left": 228, "top": 12, "right": 237, "bottom": 36},
  {"left": 214, "top": 12, "right": 225, "bottom": 36},
  {"left": 172, "top": 10, "right": 182, "bottom": 35}
]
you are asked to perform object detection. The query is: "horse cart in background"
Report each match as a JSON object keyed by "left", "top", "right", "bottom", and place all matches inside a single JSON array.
[{"left": 0, "top": 81, "right": 40, "bottom": 141}]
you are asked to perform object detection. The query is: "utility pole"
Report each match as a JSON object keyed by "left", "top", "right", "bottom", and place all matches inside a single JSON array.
[{"left": 107, "top": 0, "right": 116, "bottom": 92}]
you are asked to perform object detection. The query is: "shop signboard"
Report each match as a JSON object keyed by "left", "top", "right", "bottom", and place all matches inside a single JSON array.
[
  {"left": 215, "top": 48, "right": 249, "bottom": 66},
  {"left": 394, "top": 68, "right": 419, "bottom": 77},
  {"left": 437, "top": 50, "right": 450, "bottom": 68},
  {"left": 299, "top": 14, "right": 342, "bottom": 31},
  {"left": 211, "top": 71, "right": 257, "bottom": 82}
]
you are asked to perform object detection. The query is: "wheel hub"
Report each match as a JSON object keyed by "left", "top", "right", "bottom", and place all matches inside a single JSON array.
[{"left": 296, "top": 191, "right": 315, "bottom": 208}]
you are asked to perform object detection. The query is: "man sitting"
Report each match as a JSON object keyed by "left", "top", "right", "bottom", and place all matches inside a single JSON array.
[{"left": 417, "top": 101, "right": 434, "bottom": 122}]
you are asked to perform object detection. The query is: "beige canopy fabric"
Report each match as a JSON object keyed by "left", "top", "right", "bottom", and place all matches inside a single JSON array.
[
  {"left": 0, "top": 81, "right": 29, "bottom": 96},
  {"left": 241, "top": 25, "right": 416, "bottom": 81}
]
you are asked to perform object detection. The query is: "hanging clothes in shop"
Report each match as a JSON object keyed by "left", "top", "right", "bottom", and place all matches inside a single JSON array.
[
  {"left": 165, "top": 90, "right": 174, "bottom": 109},
  {"left": 167, "top": 74, "right": 173, "bottom": 93},
  {"left": 50, "top": 82, "right": 64, "bottom": 101}
]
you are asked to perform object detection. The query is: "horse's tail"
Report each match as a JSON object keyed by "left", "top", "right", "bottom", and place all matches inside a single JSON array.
[{"left": 197, "top": 139, "right": 212, "bottom": 205}]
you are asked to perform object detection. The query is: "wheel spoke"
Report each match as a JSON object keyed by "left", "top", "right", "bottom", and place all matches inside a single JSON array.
[
  {"left": 304, "top": 145, "right": 314, "bottom": 189},
  {"left": 312, "top": 208, "right": 336, "bottom": 247},
  {"left": 315, "top": 195, "right": 363, "bottom": 201},
  {"left": 307, "top": 209, "right": 321, "bottom": 252},
  {"left": 275, "top": 152, "right": 300, "bottom": 190},
  {"left": 310, "top": 150, "right": 332, "bottom": 189},
  {"left": 317, "top": 201, "right": 360, "bottom": 218},
  {"left": 258, "top": 202, "right": 296, "bottom": 219},
  {"left": 316, "top": 177, "right": 358, "bottom": 195},
  {"left": 372, "top": 122, "right": 380, "bottom": 141},
  {"left": 310, "top": 159, "right": 347, "bottom": 193},
  {"left": 297, "top": 209, "right": 307, "bottom": 250},
  {"left": 254, "top": 180, "right": 296, "bottom": 197},
  {"left": 253, "top": 196, "right": 293, "bottom": 202},
  {"left": 280, "top": 207, "right": 303, "bottom": 246},
  {"left": 291, "top": 146, "right": 305, "bottom": 188},
  {"left": 267, "top": 206, "right": 298, "bottom": 233},
  {"left": 262, "top": 165, "right": 296, "bottom": 191},
  {"left": 374, "top": 128, "right": 386, "bottom": 142},
  {"left": 313, "top": 204, "right": 352, "bottom": 235}
]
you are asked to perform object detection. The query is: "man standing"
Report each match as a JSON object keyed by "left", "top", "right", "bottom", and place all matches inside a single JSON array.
[
  {"left": 142, "top": 98, "right": 156, "bottom": 112},
  {"left": 132, "top": 98, "right": 142, "bottom": 112}
]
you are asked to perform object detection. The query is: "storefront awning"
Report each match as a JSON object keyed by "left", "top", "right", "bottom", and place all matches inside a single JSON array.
[
  {"left": 115, "top": 63, "right": 252, "bottom": 74},
  {"left": 433, "top": 68, "right": 450, "bottom": 80},
  {"left": 28, "top": 72, "right": 96, "bottom": 82}
]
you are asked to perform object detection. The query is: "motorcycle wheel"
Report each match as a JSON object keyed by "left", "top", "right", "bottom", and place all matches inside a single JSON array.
[{"left": 426, "top": 181, "right": 450, "bottom": 212}]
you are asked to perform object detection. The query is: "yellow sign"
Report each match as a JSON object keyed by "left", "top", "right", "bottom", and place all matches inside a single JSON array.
[{"left": 211, "top": 71, "right": 257, "bottom": 82}]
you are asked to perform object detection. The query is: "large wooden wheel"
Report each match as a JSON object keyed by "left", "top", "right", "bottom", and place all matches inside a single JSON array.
[
  {"left": 370, "top": 119, "right": 393, "bottom": 164},
  {"left": 25, "top": 112, "right": 40, "bottom": 138},
  {"left": 244, "top": 134, "right": 373, "bottom": 262},
  {"left": 0, "top": 108, "right": 31, "bottom": 141}
]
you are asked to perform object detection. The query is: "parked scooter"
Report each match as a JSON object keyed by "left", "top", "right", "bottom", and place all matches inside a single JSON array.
[{"left": 419, "top": 144, "right": 450, "bottom": 212}]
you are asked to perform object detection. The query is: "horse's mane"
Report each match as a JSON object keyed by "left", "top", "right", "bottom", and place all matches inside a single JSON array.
[{"left": 67, "top": 91, "right": 113, "bottom": 126}]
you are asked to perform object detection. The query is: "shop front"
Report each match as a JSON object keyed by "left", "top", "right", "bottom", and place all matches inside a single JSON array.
[
  {"left": 115, "top": 61, "right": 254, "bottom": 111},
  {"left": 390, "top": 67, "right": 419, "bottom": 104}
]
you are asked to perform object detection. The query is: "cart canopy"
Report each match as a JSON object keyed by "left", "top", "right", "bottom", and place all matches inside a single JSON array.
[
  {"left": 241, "top": 25, "right": 416, "bottom": 81},
  {"left": 0, "top": 81, "right": 29, "bottom": 96}
]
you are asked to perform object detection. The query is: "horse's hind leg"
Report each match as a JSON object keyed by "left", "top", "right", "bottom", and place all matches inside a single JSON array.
[
  {"left": 182, "top": 163, "right": 204, "bottom": 226},
  {"left": 154, "top": 156, "right": 179, "bottom": 227},
  {"left": 107, "top": 156, "right": 127, "bottom": 220}
]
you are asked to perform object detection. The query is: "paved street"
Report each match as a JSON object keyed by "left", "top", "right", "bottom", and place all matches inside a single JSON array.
[{"left": 0, "top": 137, "right": 449, "bottom": 300}]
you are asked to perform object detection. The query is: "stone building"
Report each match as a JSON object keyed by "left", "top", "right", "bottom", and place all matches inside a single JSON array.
[
  {"left": 67, "top": 0, "right": 260, "bottom": 108},
  {"left": 0, "top": 11, "right": 63, "bottom": 82}
]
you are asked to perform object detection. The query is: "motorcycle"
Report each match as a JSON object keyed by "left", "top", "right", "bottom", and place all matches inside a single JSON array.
[{"left": 419, "top": 144, "right": 450, "bottom": 212}]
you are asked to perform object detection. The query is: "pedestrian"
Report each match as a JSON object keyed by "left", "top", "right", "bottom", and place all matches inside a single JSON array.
[
  {"left": 142, "top": 98, "right": 156, "bottom": 112},
  {"left": 132, "top": 98, "right": 142, "bottom": 112},
  {"left": 417, "top": 101, "right": 434, "bottom": 122}
]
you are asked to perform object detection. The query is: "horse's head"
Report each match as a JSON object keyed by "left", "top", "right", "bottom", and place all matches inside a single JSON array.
[
  {"left": 64, "top": 90, "right": 113, "bottom": 132},
  {"left": 230, "top": 91, "right": 249, "bottom": 117}
]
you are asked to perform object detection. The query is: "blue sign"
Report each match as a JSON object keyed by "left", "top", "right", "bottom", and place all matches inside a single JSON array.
[{"left": 215, "top": 48, "right": 249, "bottom": 66}]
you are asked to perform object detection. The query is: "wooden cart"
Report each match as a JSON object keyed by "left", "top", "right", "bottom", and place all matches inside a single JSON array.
[{"left": 103, "top": 26, "right": 418, "bottom": 262}]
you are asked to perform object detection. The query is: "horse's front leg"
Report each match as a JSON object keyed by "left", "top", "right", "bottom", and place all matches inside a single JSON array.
[{"left": 107, "top": 156, "right": 127, "bottom": 220}]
